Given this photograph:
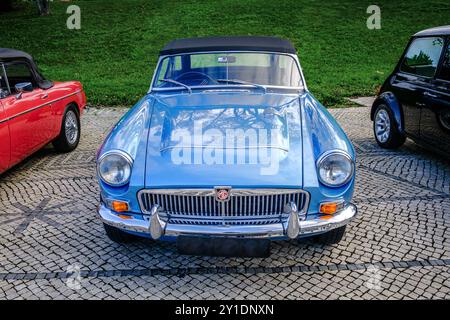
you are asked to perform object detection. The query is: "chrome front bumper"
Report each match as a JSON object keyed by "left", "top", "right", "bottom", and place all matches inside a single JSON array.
[{"left": 97, "top": 203, "right": 357, "bottom": 240}]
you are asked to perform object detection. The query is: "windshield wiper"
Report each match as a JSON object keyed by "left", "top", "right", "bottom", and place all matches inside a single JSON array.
[
  {"left": 216, "top": 79, "right": 267, "bottom": 94},
  {"left": 160, "top": 79, "right": 192, "bottom": 94}
]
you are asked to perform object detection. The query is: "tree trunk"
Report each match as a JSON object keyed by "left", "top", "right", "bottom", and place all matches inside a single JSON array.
[{"left": 36, "top": 0, "right": 50, "bottom": 16}]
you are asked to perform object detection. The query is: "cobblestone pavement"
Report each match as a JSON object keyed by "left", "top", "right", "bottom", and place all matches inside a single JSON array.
[{"left": 0, "top": 106, "right": 449, "bottom": 300}]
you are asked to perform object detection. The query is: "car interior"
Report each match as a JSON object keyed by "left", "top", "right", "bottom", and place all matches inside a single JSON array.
[
  {"left": 0, "top": 66, "right": 9, "bottom": 97},
  {"left": 437, "top": 43, "right": 450, "bottom": 81},
  {"left": 2, "top": 62, "right": 36, "bottom": 94},
  {"left": 172, "top": 68, "right": 283, "bottom": 85},
  {"left": 401, "top": 59, "right": 438, "bottom": 78}
]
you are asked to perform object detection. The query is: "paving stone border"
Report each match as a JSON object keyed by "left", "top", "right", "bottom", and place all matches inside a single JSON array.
[{"left": 1, "top": 258, "right": 450, "bottom": 281}]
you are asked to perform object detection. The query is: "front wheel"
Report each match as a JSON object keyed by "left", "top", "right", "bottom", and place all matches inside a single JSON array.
[
  {"left": 373, "top": 104, "right": 406, "bottom": 149},
  {"left": 312, "top": 225, "right": 346, "bottom": 245},
  {"left": 103, "top": 223, "right": 139, "bottom": 243},
  {"left": 52, "top": 106, "right": 80, "bottom": 152}
]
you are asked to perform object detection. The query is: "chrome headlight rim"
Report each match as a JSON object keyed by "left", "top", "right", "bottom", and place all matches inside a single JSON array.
[
  {"left": 97, "top": 150, "right": 133, "bottom": 187},
  {"left": 316, "top": 150, "right": 354, "bottom": 188}
]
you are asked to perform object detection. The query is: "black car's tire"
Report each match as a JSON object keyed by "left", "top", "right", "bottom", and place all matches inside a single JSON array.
[
  {"left": 373, "top": 104, "right": 406, "bottom": 149},
  {"left": 313, "top": 225, "right": 346, "bottom": 245},
  {"left": 52, "top": 105, "right": 80, "bottom": 152},
  {"left": 103, "top": 223, "right": 139, "bottom": 243}
]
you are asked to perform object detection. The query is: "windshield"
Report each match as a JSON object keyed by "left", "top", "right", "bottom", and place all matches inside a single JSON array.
[{"left": 152, "top": 52, "right": 303, "bottom": 89}]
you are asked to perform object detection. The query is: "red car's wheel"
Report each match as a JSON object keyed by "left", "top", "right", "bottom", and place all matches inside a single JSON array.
[{"left": 53, "top": 105, "right": 80, "bottom": 152}]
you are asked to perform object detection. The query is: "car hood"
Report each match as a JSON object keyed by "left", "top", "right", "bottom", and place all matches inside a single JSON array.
[{"left": 145, "top": 91, "right": 304, "bottom": 188}]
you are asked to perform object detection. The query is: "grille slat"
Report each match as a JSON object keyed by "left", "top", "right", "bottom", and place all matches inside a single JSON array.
[
  {"left": 265, "top": 195, "right": 269, "bottom": 215},
  {"left": 208, "top": 196, "right": 212, "bottom": 217},
  {"left": 139, "top": 189, "right": 308, "bottom": 225}
]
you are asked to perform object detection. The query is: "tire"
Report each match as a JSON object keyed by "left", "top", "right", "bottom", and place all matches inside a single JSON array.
[
  {"left": 373, "top": 104, "right": 406, "bottom": 149},
  {"left": 103, "top": 223, "right": 139, "bottom": 243},
  {"left": 52, "top": 105, "right": 80, "bottom": 152},
  {"left": 313, "top": 225, "right": 346, "bottom": 245}
]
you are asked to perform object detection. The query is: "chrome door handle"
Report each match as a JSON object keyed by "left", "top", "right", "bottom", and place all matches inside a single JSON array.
[
  {"left": 41, "top": 93, "right": 49, "bottom": 99},
  {"left": 424, "top": 91, "right": 438, "bottom": 98}
]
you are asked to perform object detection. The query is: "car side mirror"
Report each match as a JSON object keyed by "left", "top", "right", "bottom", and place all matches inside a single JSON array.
[
  {"left": 15, "top": 82, "right": 33, "bottom": 99},
  {"left": 0, "top": 89, "right": 7, "bottom": 99}
]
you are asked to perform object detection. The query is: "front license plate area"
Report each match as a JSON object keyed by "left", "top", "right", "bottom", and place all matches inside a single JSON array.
[{"left": 177, "top": 236, "right": 271, "bottom": 258}]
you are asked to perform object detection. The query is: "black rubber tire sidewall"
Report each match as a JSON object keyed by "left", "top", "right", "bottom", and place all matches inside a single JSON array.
[
  {"left": 373, "top": 104, "right": 406, "bottom": 149},
  {"left": 53, "top": 106, "right": 80, "bottom": 152},
  {"left": 313, "top": 225, "right": 346, "bottom": 245},
  {"left": 103, "top": 223, "right": 139, "bottom": 243}
]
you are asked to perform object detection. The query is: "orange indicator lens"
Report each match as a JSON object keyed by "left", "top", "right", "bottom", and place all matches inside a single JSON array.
[
  {"left": 320, "top": 202, "right": 338, "bottom": 215},
  {"left": 112, "top": 200, "right": 129, "bottom": 213}
]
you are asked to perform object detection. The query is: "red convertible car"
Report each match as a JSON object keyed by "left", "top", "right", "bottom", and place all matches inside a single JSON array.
[{"left": 0, "top": 49, "right": 86, "bottom": 174}]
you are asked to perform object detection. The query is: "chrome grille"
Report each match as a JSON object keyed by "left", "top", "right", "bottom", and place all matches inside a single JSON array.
[{"left": 138, "top": 189, "right": 309, "bottom": 225}]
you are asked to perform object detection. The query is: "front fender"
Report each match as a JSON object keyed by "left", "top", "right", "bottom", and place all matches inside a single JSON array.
[
  {"left": 301, "top": 93, "right": 355, "bottom": 162},
  {"left": 300, "top": 93, "right": 356, "bottom": 214},
  {"left": 371, "top": 92, "right": 404, "bottom": 133},
  {"left": 96, "top": 96, "right": 154, "bottom": 212}
]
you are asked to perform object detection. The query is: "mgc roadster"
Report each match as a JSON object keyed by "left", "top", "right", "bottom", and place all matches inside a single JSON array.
[
  {"left": 0, "top": 48, "right": 86, "bottom": 174},
  {"left": 96, "top": 37, "right": 357, "bottom": 246}
]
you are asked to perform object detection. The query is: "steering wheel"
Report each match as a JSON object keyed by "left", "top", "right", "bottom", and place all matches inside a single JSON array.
[{"left": 174, "top": 71, "right": 218, "bottom": 85}]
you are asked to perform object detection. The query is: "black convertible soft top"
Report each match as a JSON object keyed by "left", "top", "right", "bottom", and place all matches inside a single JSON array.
[
  {"left": 0, "top": 48, "right": 34, "bottom": 61},
  {"left": 0, "top": 48, "right": 52, "bottom": 89},
  {"left": 160, "top": 36, "right": 297, "bottom": 55}
]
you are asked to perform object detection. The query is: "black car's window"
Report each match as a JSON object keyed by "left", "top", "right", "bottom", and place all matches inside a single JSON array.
[
  {"left": 400, "top": 37, "right": 444, "bottom": 78},
  {"left": 4, "top": 62, "right": 36, "bottom": 93},
  {"left": 437, "top": 41, "right": 450, "bottom": 81}
]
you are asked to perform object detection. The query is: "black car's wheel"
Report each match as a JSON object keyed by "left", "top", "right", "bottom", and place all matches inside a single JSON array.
[
  {"left": 313, "top": 225, "right": 346, "bottom": 245},
  {"left": 103, "top": 223, "right": 139, "bottom": 243},
  {"left": 373, "top": 104, "right": 406, "bottom": 149},
  {"left": 52, "top": 105, "right": 80, "bottom": 152}
]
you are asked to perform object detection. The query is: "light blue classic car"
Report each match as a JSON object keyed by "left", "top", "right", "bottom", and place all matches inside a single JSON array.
[{"left": 96, "top": 36, "right": 357, "bottom": 249}]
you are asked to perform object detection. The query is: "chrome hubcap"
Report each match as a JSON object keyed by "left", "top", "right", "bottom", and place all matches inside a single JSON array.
[
  {"left": 65, "top": 111, "right": 78, "bottom": 145},
  {"left": 375, "top": 109, "right": 391, "bottom": 143}
]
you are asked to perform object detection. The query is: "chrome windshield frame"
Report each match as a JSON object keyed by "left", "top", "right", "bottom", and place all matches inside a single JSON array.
[{"left": 148, "top": 50, "right": 308, "bottom": 93}]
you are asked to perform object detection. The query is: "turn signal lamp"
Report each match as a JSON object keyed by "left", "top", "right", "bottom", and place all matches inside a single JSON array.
[
  {"left": 319, "top": 201, "right": 344, "bottom": 215},
  {"left": 111, "top": 200, "right": 129, "bottom": 213}
]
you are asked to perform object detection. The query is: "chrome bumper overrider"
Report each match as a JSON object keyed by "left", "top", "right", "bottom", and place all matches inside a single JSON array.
[{"left": 97, "top": 203, "right": 357, "bottom": 240}]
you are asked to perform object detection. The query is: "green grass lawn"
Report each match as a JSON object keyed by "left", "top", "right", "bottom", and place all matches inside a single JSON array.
[{"left": 1, "top": 0, "right": 449, "bottom": 107}]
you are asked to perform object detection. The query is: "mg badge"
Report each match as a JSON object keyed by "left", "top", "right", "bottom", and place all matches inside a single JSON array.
[{"left": 215, "top": 187, "right": 231, "bottom": 202}]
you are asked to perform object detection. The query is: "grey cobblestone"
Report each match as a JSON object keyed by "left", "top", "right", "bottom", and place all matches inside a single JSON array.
[{"left": 0, "top": 106, "right": 449, "bottom": 299}]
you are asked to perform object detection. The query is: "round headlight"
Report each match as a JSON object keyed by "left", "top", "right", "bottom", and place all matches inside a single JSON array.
[
  {"left": 317, "top": 151, "right": 354, "bottom": 187},
  {"left": 97, "top": 151, "right": 133, "bottom": 186}
]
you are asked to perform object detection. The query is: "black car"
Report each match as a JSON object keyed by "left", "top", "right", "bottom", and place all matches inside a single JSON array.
[{"left": 371, "top": 25, "right": 450, "bottom": 157}]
